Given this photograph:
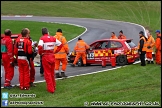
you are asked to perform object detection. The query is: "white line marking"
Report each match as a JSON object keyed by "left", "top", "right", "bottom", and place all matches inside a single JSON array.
[
  {"left": 54, "top": 22, "right": 88, "bottom": 43},
  {"left": 1, "top": 15, "right": 33, "bottom": 17},
  {"left": 1, "top": 61, "right": 141, "bottom": 88},
  {"left": 40, "top": 21, "right": 88, "bottom": 43}
]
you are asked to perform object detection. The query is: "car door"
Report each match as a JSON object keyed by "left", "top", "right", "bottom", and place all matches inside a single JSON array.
[
  {"left": 86, "top": 42, "right": 99, "bottom": 64},
  {"left": 89, "top": 41, "right": 110, "bottom": 64},
  {"left": 108, "top": 40, "right": 124, "bottom": 55}
]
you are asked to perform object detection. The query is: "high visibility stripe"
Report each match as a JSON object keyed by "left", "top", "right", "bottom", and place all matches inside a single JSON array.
[
  {"left": 76, "top": 50, "right": 86, "bottom": 52},
  {"left": 18, "top": 56, "right": 27, "bottom": 60},
  {"left": 138, "top": 37, "right": 147, "bottom": 51},
  {"left": 18, "top": 49, "right": 24, "bottom": 51},
  {"left": 56, "top": 52, "right": 66, "bottom": 54}
]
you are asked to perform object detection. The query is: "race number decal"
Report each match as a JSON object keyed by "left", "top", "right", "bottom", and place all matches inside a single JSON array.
[
  {"left": 114, "top": 50, "right": 122, "bottom": 54},
  {"left": 87, "top": 52, "right": 94, "bottom": 59}
]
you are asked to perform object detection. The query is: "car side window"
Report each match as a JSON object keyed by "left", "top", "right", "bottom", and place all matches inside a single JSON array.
[
  {"left": 90, "top": 41, "right": 109, "bottom": 49},
  {"left": 95, "top": 42, "right": 102, "bottom": 49},
  {"left": 101, "top": 41, "right": 109, "bottom": 49},
  {"left": 90, "top": 42, "right": 100, "bottom": 50},
  {"left": 110, "top": 41, "right": 122, "bottom": 48}
]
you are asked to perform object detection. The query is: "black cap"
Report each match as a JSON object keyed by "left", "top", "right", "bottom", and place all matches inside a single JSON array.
[
  {"left": 57, "top": 29, "right": 62, "bottom": 33},
  {"left": 78, "top": 37, "right": 82, "bottom": 40},
  {"left": 139, "top": 31, "right": 144, "bottom": 35},
  {"left": 119, "top": 30, "right": 123, "bottom": 33},
  {"left": 4, "top": 29, "right": 11, "bottom": 36}
]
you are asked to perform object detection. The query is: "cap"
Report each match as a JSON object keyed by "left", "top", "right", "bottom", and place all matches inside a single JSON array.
[
  {"left": 78, "top": 37, "right": 82, "bottom": 40},
  {"left": 119, "top": 30, "right": 123, "bottom": 33},
  {"left": 139, "top": 31, "right": 144, "bottom": 35},
  {"left": 155, "top": 30, "right": 160, "bottom": 33},
  {"left": 57, "top": 29, "right": 62, "bottom": 33}
]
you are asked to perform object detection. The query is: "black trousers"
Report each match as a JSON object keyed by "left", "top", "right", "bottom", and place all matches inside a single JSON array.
[
  {"left": 140, "top": 53, "right": 146, "bottom": 66},
  {"left": 40, "top": 56, "right": 44, "bottom": 74}
]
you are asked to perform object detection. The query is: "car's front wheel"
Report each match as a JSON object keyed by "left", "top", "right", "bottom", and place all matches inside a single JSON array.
[
  {"left": 116, "top": 55, "right": 127, "bottom": 66},
  {"left": 77, "top": 58, "right": 83, "bottom": 66}
]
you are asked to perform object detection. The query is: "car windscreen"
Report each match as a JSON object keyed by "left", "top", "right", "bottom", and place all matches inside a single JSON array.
[{"left": 126, "top": 40, "right": 136, "bottom": 48}]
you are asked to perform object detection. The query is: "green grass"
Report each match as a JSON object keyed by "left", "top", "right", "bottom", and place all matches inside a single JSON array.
[
  {"left": 1, "top": 64, "right": 161, "bottom": 107},
  {"left": 1, "top": 1, "right": 161, "bottom": 37},
  {"left": 1, "top": 20, "right": 85, "bottom": 42}
]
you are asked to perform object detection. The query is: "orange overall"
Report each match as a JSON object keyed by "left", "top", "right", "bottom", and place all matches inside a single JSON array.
[
  {"left": 118, "top": 34, "right": 126, "bottom": 39},
  {"left": 155, "top": 34, "right": 161, "bottom": 64},
  {"left": 54, "top": 32, "right": 69, "bottom": 73},
  {"left": 146, "top": 35, "right": 155, "bottom": 61},
  {"left": 73, "top": 40, "right": 90, "bottom": 65},
  {"left": 110, "top": 35, "right": 118, "bottom": 39}
]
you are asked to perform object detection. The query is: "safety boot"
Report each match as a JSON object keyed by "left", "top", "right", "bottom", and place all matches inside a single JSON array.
[
  {"left": 151, "top": 61, "right": 154, "bottom": 64},
  {"left": 147, "top": 61, "right": 150, "bottom": 64},
  {"left": 30, "top": 82, "right": 36, "bottom": 87},
  {"left": 83, "top": 64, "right": 87, "bottom": 67},
  {"left": 4, "top": 85, "right": 13, "bottom": 89},
  {"left": 71, "top": 64, "right": 75, "bottom": 67},
  {"left": 24, "top": 87, "right": 30, "bottom": 90},
  {"left": 55, "top": 73, "right": 62, "bottom": 78},
  {"left": 61, "top": 72, "right": 67, "bottom": 78}
]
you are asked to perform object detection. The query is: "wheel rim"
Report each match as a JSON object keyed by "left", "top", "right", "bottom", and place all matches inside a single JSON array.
[{"left": 119, "top": 57, "right": 125, "bottom": 63}]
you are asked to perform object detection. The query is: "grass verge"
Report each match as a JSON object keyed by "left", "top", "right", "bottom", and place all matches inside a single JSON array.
[
  {"left": 1, "top": 64, "right": 161, "bottom": 107},
  {"left": 1, "top": 20, "right": 85, "bottom": 42}
]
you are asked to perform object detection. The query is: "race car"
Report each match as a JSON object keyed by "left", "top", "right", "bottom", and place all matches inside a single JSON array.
[{"left": 68, "top": 39, "right": 140, "bottom": 66}]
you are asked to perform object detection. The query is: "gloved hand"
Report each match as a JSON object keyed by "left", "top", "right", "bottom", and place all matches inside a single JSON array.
[
  {"left": 147, "top": 46, "right": 151, "bottom": 49},
  {"left": 155, "top": 49, "right": 157, "bottom": 53},
  {"left": 74, "top": 51, "right": 76, "bottom": 55}
]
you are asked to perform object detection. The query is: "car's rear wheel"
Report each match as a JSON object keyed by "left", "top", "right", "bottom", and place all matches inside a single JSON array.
[{"left": 116, "top": 55, "right": 127, "bottom": 66}]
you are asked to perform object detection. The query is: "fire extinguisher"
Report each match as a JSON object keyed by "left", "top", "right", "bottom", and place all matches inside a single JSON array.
[
  {"left": 111, "top": 54, "right": 116, "bottom": 67},
  {"left": 102, "top": 52, "right": 106, "bottom": 68}
]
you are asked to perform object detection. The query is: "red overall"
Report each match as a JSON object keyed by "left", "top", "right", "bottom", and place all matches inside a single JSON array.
[
  {"left": 14, "top": 37, "right": 33, "bottom": 89},
  {"left": 1, "top": 35, "right": 14, "bottom": 87},
  {"left": 38, "top": 34, "right": 62, "bottom": 93}
]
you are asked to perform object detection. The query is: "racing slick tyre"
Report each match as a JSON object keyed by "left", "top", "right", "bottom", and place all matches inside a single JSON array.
[
  {"left": 77, "top": 58, "right": 83, "bottom": 67},
  {"left": 116, "top": 55, "right": 127, "bottom": 66}
]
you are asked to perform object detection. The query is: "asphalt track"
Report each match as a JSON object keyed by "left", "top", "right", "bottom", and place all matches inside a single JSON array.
[{"left": 1, "top": 16, "right": 145, "bottom": 87}]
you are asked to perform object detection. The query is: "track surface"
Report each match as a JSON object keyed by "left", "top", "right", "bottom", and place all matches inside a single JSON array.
[{"left": 1, "top": 16, "right": 144, "bottom": 87}]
